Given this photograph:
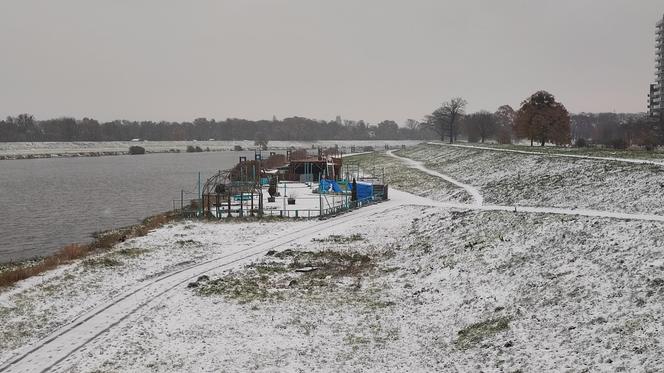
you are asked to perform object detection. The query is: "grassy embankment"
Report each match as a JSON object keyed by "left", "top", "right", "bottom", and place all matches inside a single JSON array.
[
  {"left": 456, "top": 142, "right": 664, "bottom": 161},
  {"left": 0, "top": 212, "right": 178, "bottom": 289},
  {"left": 344, "top": 151, "right": 471, "bottom": 203}
]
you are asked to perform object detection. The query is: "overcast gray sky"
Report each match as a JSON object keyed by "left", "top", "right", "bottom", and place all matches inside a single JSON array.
[{"left": 0, "top": 0, "right": 662, "bottom": 124}]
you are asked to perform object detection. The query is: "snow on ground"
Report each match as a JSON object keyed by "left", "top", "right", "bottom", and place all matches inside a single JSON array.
[
  {"left": 5, "top": 204, "right": 664, "bottom": 372},
  {"left": 397, "top": 143, "right": 664, "bottom": 216},
  {"left": 439, "top": 142, "right": 664, "bottom": 163},
  {"left": 0, "top": 218, "right": 318, "bottom": 363},
  {"left": 0, "top": 140, "right": 420, "bottom": 158},
  {"left": 209, "top": 183, "right": 348, "bottom": 219},
  {"left": 2, "top": 145, "right": 664, "bottom": 372},
  {"left": 347, "top": 152, "right": 472, "bottom": 204}
]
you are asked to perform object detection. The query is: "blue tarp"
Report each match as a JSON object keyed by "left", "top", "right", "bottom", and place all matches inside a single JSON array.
[
  {"left": 320, "top": 179, "right": 342, "bottom": 193},
  {"left": 354, "top": 181, "right": 373, "bottom": 201}
]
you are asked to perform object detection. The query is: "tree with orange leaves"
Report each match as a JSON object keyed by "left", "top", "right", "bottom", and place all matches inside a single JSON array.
[{"left": 514, "top": 91, "right": 571, "bottom": 146}]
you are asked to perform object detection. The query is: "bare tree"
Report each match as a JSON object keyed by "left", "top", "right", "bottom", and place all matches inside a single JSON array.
[
  {"left": 463, "top": 111, "right": 496, "bottom": 143},
  {"left": 425, "top": 97, "right": 467, "bottom": 143},
  {"left": 405, "top": 119, "right": 420, "bottom": 130},
  {"left": 494, "top": 105, "right": 515, "bottom": 144}
]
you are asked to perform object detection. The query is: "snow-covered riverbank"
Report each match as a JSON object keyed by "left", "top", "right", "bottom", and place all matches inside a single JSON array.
[
  {"left": 2, "top": 145, "right": 664, "bottom": 372},
  {"left": 0, "top": 140, "right": 420, "bottom": 160}
]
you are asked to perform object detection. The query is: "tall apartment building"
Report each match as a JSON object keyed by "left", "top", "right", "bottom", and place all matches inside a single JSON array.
[{"left": 649, "top": 14, "right": 664, "bottom": 119}]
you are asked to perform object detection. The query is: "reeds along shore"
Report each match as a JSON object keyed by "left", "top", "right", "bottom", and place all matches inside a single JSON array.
[{"left": 0, "top": 211, "right": 178, "bottom": 289}]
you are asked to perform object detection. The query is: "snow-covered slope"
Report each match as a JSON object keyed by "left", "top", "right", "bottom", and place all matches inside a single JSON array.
[
  {"left": 1, "top": 144, "right": 664, "bottom": 372},
  {"left": 398, "top": 144, "right": 664, "bottom": 216}
]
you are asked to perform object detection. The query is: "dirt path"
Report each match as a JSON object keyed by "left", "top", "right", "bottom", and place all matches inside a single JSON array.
[
  {"left": 0, "top": 192, "right": 428, "bottom": 373},
  {"left": 427, "top": 142, "right": 664, "bottom": 166}
]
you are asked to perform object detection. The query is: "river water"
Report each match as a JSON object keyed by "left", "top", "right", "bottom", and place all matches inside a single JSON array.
[{"left": 0, "top": 151, "right": 256, "bottom": 262}]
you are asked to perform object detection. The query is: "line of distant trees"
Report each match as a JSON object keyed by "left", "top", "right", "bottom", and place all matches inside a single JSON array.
[
  {"left": 424, "top": 91, "right": 664, "bottom": 149},
  {"left": 3, "top": 102, "right": 662, "bottom": 149},
  {"left": 0, "top": 115, "right": 436, "bottom": 142}
]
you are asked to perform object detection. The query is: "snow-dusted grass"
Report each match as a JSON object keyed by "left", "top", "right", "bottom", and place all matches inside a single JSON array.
[
  {"left": 346, "top": 152, "right": 471, "bottom": 203},
  {"left": 3, "top": 145, "right": 664, "bottom": 372},
  {"left": 20, "top": 206, "right": 664, "bottom": 372},
  {"left": 0, "top": 140, "right": 422, "bottom": 158},
  {"left": 0, "top": 219, "right": 312, "bottom": 357},
  {"left": 398, "top": 144, "right": 664, "bottom": 215},
  {"left": 471, "top": 142, "right": 664, "bottom": 162}
]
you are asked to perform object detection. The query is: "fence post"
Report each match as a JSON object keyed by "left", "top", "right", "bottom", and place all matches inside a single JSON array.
[{"left": 197, "top": 172, "right": 201, "bottom": 217}]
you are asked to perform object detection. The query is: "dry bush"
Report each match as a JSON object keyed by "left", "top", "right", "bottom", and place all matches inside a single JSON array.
[
  {"left": 60, "top": 244, "right": 88, "bottom": 261},
  {"left": 0, "top": 211, "right": 178, "bottom": 289}
]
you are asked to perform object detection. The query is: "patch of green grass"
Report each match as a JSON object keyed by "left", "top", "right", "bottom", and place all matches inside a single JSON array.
[
  {"left": 312, "top": 233, "right": 365, "bottom": 243},
  {"left": 83, "top": 257, "right": 123, "bottom": 268},
  {"left": 192, "top": 249, "right": 375, "bottom": 304},
  {"left": 40, "top": 283, "right": 62, "bottom": 296},
  {"left": 116, "top": 248, "right": 150, "bottom": 258},
  {"left": 464, "top": 240, "right": 486, "bottom": 250},
  {"left": 408, "top": 238, "right": 432, "bottom": 253},
  {"left": 175, "top": 239, "right": 200, "bottom": 247},
  {"left": 195, "top": 276, "right": 278, "bottom": 303},
  {"left": 249, "top": 262, "right": 288, "bottom": 274},
  {"left": 289, "top": 250, "right": 372, "bottom": 278},
  {"left": 285, "top": 317, "right": 318, "bottom": 336},
  {"left": 344, "top": 333, "right": 371, "bottom": 346},
  {"left": 455, "top": 316, "right": 511, "bottom": 349}
]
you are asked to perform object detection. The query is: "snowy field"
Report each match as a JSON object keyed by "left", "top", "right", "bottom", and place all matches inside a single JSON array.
[
  {"left": 396, "top": 143, "right": 664, "bottom": 216},
  {"left": 1, "top": 144, "right": 664, "bottom": 372},
  {"left": 0, "top": 140, "right": 420, "bottom": 158}
]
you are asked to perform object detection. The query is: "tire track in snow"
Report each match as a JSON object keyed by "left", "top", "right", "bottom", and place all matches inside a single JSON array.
[{"left": 0, "top": 201, "right": 407, "bottom": 373}]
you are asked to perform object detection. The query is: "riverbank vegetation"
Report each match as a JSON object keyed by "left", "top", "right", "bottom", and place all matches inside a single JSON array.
[{"left": 0, "top": 211, "right": 178, "bottom": 289}]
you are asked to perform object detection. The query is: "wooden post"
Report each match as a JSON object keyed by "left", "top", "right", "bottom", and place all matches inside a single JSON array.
[
  {"left": 216, "top": 193, "right": 220, "bottom": 219},
  {"left": 250, "top": 190, "right": 254, "bottom": 216}
]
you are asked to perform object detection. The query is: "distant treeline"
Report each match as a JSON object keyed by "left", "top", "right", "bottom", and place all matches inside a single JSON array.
[
  {"left": 0, "top": 115, "right": 434, "bottom": 142},
  {"left": 1, "top": 112, "right": 661, "bottom": 148}
]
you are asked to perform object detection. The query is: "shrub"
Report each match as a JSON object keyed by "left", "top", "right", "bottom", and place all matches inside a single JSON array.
[
  {"left": 574, "top": 138, "right": 588, "bottom": 148},
  {"left": 642, "top": 138, "right": 657, "bottom": 152},
  {"left": 607, "top": 138, "right": 627, "bottom": 150},
  {"left": 497, "top": 128, "right": 512, "bottom": 144},
  {"left": 186, "top": 145, "right": 204, "bottom": 153},
  {"left": 234, "top": 145, "right": 243, "bottom": 151},
  {"left": 128, "top": 146, "right": 146, "bottom": 155}
]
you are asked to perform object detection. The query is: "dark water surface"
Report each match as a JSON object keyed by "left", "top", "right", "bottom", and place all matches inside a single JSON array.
[{"left": 0, "top": 151, "right": 254, "bottom": 262}]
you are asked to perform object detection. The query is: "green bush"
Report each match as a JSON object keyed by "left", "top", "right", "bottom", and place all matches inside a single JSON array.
[
  {"left": 186, "top": 145, "right": 204, "bottom": 153},
  {"left": 128, "top": 146, "right": 146, "bottom": 155},
  {"left": 574, "top": 138, "right": 588, "bottom": 148}
]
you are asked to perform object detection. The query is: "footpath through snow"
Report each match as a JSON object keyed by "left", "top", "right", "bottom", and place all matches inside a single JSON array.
[
  {"left": 387, "top": 150, "right": 664, "bottom": 223},
  {"left": 386, "top": 150, "right": 484, "bottom": 206}
]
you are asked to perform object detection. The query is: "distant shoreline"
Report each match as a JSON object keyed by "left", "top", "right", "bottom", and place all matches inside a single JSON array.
[
  {"left": 0, "top": 140, "right": 418, "bottom": 161},
  {"left": 0, "top": 148, "right": 229, "bottom": 161}
]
